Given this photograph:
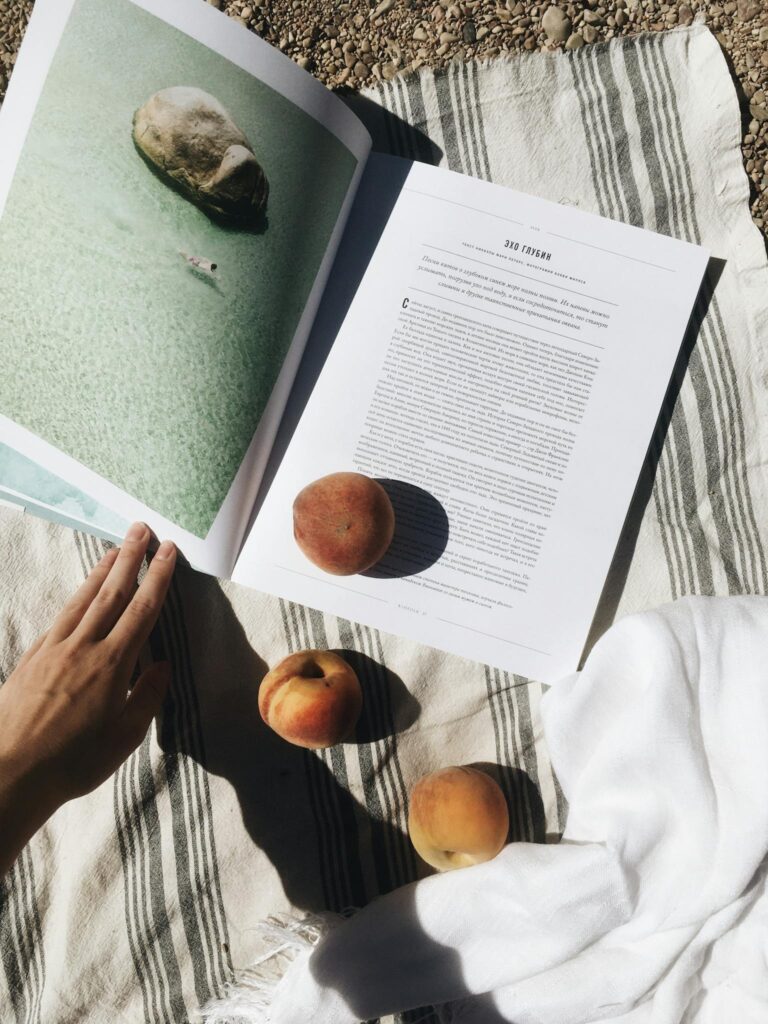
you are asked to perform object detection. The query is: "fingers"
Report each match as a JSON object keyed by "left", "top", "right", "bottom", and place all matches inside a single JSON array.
[
  {"left": 107, "top": 540, "right": 177, "bottom": 665},
  {"left": 111, "top": 661, "right": 172, "bottom": 765},
  {"left": 74, "top": 523, "right": 152, "bottom": 642},
  {"left": 47, "top": 546, "right": 120, "bottom": 643}
]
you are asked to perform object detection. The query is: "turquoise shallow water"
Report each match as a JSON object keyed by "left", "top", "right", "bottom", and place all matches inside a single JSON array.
[
  {"left": 0, "top": 444, "right": 127, "bottom": 538},
  {"left": 0, "top": 0, "right": 357, "bottom": 537}
]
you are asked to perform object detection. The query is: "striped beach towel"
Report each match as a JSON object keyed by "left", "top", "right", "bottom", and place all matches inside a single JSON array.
[{"left": 1, "top": 21, "right": 766, "bottom": 1023}]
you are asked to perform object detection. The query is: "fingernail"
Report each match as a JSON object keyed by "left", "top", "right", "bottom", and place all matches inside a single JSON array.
[
  {"left": 155, "top": 540, "right": 176, "bottom": 561},
  {"left": 125, "top": 522, "right": 148, "bottom": 542}
]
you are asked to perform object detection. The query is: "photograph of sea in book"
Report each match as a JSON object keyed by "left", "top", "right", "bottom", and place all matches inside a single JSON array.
[{"left": 0, "top": 0, "right": 358, "bottom": 538}]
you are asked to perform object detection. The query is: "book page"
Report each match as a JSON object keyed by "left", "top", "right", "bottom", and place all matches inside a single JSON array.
[
  {"left": 0, "top": 0, "right": 370, "bottom": 576},
  {"left": 234, "top": 156, "right": 709, "bottom": 682}
]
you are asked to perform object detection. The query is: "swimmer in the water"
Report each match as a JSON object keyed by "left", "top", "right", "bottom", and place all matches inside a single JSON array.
[{"left": 179, "top": 251, "right": 217, "bottom": 274}]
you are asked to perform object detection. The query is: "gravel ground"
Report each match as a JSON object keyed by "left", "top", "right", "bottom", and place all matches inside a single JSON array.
[{"left": 0, "top": 0, "right": 766, "bottom": 234}]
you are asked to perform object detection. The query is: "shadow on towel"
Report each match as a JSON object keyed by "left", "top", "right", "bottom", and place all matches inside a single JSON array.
[
  {"left": 308, "top": 880, "right": 513, "bottom": 1023},
  {"left": 582, "top": 255, "right": 727, "bottom": 663},
  {"left": 154, "top": 568, "right": 422, "bottom": 912},
  {"left": 342, "top": 91, "right": 444, "bottom": 166},
  {"left": 154, "top": 572, "right": 542, "bottom": 1023},
  {"left": 333, "top": 647, "right": 421, "bottom": 742},
  {"left": 471, "top": 761, "right": 547, "bottom": 845}
]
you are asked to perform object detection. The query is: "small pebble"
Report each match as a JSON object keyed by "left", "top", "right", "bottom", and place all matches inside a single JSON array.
[
  {"left": 736, "top": 0, "right": 759, "bottom": 19},
  {"left": 373, "top": 0, "right": 396, "bottom": 16},
  {"left": 566, "top": 31, "right": 584, "bottom": 48},
  {"left": 542, "top": 5, "right": 572, "bottom": 42}
]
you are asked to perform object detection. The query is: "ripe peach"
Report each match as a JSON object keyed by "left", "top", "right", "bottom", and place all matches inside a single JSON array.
[
  {"left": 258, "top": 650, "right": 362, "bottom": 749},
  {"left": 292, "top": 472, "right": 395, "bottom": 576},
  {"left": 408, "top": 766, "right": 509, "bottom": 871}
]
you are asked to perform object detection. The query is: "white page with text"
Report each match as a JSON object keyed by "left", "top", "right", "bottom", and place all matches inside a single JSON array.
[{"left": 235, "top": 159, "right": 709, "bottom": 682}]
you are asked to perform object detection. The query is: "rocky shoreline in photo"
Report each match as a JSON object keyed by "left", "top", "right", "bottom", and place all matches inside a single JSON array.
[{"left": 133, "top": 86, "right": 269, "bottom": 225}]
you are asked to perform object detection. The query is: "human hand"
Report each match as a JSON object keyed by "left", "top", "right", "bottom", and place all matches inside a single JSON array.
[{"left": 0, "top": 522, "right": 176, "bottom": 875}]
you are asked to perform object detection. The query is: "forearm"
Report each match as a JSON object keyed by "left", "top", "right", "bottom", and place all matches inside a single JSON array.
[
  {"left": 0, "top": 751, "right": 58, "bottom": 876},
  {"left": 0, "top": 524, "right": 175, "bottom": 877}
]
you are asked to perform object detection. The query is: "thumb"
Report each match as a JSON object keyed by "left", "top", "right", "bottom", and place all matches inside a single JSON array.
[{"left": 116, "top": 661, "right": 172, "bottom": 757}]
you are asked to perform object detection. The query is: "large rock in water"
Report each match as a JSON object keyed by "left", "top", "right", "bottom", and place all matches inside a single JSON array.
[{"left": 132, "top": 86, "right": 269, "bottom": 224}]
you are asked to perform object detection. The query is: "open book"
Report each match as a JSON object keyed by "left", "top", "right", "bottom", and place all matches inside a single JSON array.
[{"left": 0, "top": 0, "right": 709, "bottom": 683}]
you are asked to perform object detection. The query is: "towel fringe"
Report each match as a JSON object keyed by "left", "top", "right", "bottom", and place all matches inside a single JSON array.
[
  {"left": 196, "top": 912, "right": 341, "bottom": 1024},
  {"left": 196, "top": 910, "right": 442, "bottom": 1024}
]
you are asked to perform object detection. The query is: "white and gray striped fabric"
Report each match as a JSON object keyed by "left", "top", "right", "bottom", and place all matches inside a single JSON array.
[{"left": 1, "top": 22, "right": 766, "bottom": 1024}]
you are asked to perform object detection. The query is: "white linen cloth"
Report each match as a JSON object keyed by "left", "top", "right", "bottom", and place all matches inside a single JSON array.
[{"left": 203, "top": 596, "right": 768, "bottom": 1023}]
